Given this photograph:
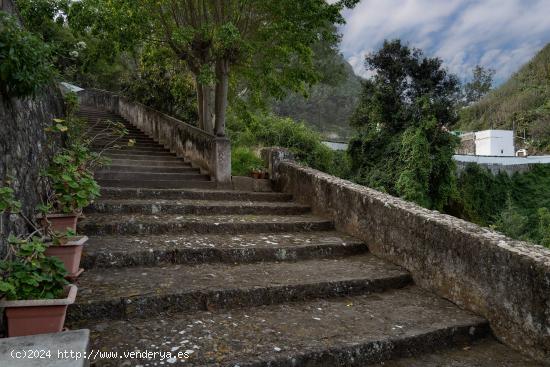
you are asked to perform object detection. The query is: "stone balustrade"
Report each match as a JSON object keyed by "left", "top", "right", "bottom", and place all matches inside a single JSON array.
[
  {"left": 78, "top": 89, "right": 231, "bottom": 186},
  {"left": 262, "top": 147, "right": 550, "bottom": 363}
]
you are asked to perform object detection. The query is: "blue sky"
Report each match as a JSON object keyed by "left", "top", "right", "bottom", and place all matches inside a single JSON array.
[{"left": 337, "top": 0, "right": 550, "bottom": 85}]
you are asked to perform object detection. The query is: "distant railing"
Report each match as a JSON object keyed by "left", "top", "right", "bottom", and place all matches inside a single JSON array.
[{"left": 78, "top": 89, "right": 231, "bottom": 186}]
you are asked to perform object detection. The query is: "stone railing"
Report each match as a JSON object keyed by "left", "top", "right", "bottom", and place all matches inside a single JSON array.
[
  {"left": 78, "top": 89, "right": 231, "bottom": 186},
  {"left": 262, "top": 147, "right": 550, "bottom": 363}
]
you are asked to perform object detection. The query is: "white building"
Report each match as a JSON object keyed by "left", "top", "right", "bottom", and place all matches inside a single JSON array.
[{"left": 474, "top": 130, "right": 515, "bottom": 156}]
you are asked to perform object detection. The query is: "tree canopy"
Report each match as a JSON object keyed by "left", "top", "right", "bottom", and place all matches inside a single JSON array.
[{"left": 348, "top": 40, "right": 460, "bottom": 210}]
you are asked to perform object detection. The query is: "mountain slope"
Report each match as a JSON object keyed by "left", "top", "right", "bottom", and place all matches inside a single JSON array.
[
  {"left": 272, "top": 56, "right": 362, "bottom": 141},
  {"left": 457, "top": 43, "right": 550, "bottom": 153}
]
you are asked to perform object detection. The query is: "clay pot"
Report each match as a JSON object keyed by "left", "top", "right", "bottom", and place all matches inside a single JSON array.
[
  {"left": 45, "top": 236, "right": 88, "bottom": 280},
  {"left": 40, "top": 213, "right": 79, "bottom": 233},
  {"left": 0, "top": 285, "right": 78, "bottom": 337}
]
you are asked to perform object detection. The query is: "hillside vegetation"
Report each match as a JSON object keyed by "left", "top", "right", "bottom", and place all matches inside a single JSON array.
[
  {"left": 457, "top": 44, "right": 550, "bottom": 153},
  {"left": 272, "top": 56, "right": 361, "bottom": 140}
]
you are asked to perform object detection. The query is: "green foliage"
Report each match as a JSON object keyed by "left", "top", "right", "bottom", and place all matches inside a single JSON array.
[
  {"left": 0, "top": 11, "right": 55, "bottom": 98},
  {"left": 0, "top": 187, "right": 21, "bottom": 214},
  {"left": 495, "top": 197, "right": 528, "bottom": 240},
  {"left": 349, "top": 40, "right": 460, "bottom": 209},
  {"left": 457, "top": 43, "right": 550, "bottom": 154},
  {"left": 231, "top": 147, "right": 264, "bottom": 176},
  {"left": 462, "top": 65, "right": 495, "bottom": 105},
  {"left": 451, "top": 164, "right": 511, "bottom": 226},
  {"left": 0, "top": 235, "right": 68, "bottom": 301},
  {"left": 121, "top": 45, "right": 198, "bottom": 124},
  {"left": 537, "top": 208, "right": 550, "bottom": 248},
  {"left": 228, "top": 108, "right": 348, "bottom": 177},
  {"left": 46, "top": 145, "right": 100, "bottom": 214},
  {"left": 453, "top": 164, "right": 550, "bottom": 247}
]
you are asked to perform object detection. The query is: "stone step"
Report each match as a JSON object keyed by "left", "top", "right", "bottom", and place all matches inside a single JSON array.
[
  {"left": 81, "top": 231, "right": 368, "bottom": 269},
  {"left": 98, "top": 149, "right": 175, "bottom": 157},
  {"left": 68, "top": 254, "right": 412, "bottom": 322},
  {"left": 102, "top": 152, "right": 183, "bottom": 161},
  {"left": 96, "top": 179, "right": 215, "bottom": 189},
  {"left": 105, "top": 158, "right": 190, "bottom": 167},
  {"left": 93, "top": 147, "right": 172, "bottom": 155},
  {"left": 78, "top": 214, "right": 334, "bottom": 235},
  {"left": 69, "top": 287, "right": 489, "bottom": 366},
  {"left": 92, "top": 136, "right": 156, "bottom": 143},
  {"left": 95, "top": 171, "right": 209, "bottom": 182},
  {"left": 99, "top": 187, "right": 293, "bottom": 201},
  {"left": 371, "top": 338, "right": 546, "bottom": 367},
  {"left": 97, "top": 165, "right": 198, "bottom": 174},
  {"left": 85, "top": 199, "right": 311, "bottom": 215}
]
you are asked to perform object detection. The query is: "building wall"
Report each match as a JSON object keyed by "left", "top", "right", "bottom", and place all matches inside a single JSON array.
[
  {"left": 475, "top": 130, "right": 515, "bottom": 156},
  {"left": 457, "top": 132, "right": 476, "bottom": 155}
]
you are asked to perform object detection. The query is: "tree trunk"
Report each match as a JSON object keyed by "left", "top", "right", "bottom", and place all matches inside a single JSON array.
[
  {"left": 196, "top": 77, "right": 205, "bottom": 131},
  {"left": 202, "top": 84, "right": 215, "bottom": 134},
  {"left": 214, "top": 60, "right": 229, "bottom": 137}
]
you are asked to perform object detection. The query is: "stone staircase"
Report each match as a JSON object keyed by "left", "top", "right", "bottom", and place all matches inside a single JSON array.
[{"left": 67, "top": 106, "right": 544, "bottom": 366}]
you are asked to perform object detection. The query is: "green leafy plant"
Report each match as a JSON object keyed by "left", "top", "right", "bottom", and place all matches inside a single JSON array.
[
  {"left": 0, "top": 187, "right": 21, "bottom": 214},
  {"left": 46, "top": 145, "right": 101, "bottom": 214},
  {"left": 0, "top": 235, "right": 68, "bottom": 301},
  {"left": 231, "top": 147, "right": 265, "bottom": 176},
  {"left": 0, "top": 11, "right": 55, "bottom": 98}
]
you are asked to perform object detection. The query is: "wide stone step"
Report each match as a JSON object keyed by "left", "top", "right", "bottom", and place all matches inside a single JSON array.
[
  {"left": 97, "top": 149, "right": 175, "bottom": 157},
  {"left": 97, "top": 165, "right": 198, "bottom": 174},
  {"left": 94, "top": 171, "right": 209, "bottom": 182},
  {"left": 68, "top": 254, "right": 412, "bottom": 321},
  {"left": 374, "top": 338, "right": 545, "bottom": 367},
  {"left": 102, "top": 152, "right": 183, "bottom": 161},
  {"left": 86, "top": 199, "right": 310, "bottom": 215},
  {"left": 78, "top": 214, "right": 334, "bottom": 235},
  {"left": 104, "top": 158, "right": 191, "bottom": 167},
  {"left": 96, "top": 179, "right": 215, "bottom": 189},
  {"left": 92, "top": 136, "right": 156, "bottom": 144},
  {"left": 69, "top": 287, "right": 489, "bottom": 366},
  {"left": 81, "top": 231, "right": 368, "bottom": 269},
  {"left": 99, "top": 187, "right": 293, "bottom": 201},
  {"left": 93, "top": 147, "right": 172, "bottom": 155}
]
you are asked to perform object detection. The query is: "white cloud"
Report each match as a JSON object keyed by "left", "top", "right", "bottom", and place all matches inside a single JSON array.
[{"left": 339, "top": 0, "right": 550, "bottom": 84}]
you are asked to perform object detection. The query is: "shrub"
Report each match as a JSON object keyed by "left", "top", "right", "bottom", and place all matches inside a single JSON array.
[
  {"left": 0, "top": 235, "right": 68, "bottom": 300},
  {"left": 228, "top": 109, "right": 347, "bottom": 177},
  {"left": 231, "top": 146, "right": 264, "bottom": 176},
  {"left": 0, "top": 12, "right": 55, "bottom": 98}
]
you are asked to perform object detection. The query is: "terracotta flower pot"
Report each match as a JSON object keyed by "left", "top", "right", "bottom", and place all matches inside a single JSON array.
[
  {"left": 45, "top": 236, "right": 88, "bottom": 280},
  {"left": 40, "top": 213, "right": 79, "bottom": 233},
  {"left": 251, "top": 171, "right": 261, "bottom": 179},
  {"left": 0, "top": 285, "right": 78, "bottom": 337}
]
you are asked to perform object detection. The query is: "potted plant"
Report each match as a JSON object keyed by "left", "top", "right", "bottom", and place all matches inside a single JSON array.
[
  {"left": 38, "top": 145, "right": 101, "bottom": 233},
  {"left": 38, "top": 92, "right": 127, "bottom": 232},
  {"left": 0, "top": 235, "right": 77, "bottom": 337},
  {"left": 44, "top": 229, "right": 88, "bottom": 280}
]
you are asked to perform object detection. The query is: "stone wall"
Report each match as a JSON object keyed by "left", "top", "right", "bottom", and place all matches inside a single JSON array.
[
  {"left": 263, "top": 148, "right": 550, "bottom": 363},
  {"left": 0, "top": 87, "right": 64, "bottom": 257},
  {"left": 457, "top": 132, "right": 476, "bottom": 155},
  {"left": 78, "top": 89, "right": 231, "bottom": 186}
]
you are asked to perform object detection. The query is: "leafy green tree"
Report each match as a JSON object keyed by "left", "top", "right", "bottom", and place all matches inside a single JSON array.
[
  {"left": 537, "top": 207, "right": 550, "bottom": 248},
  {"left": 125, "top": 0, "right": 358, "bottom": 136},
  {"left": 495, "top": 196, "right": 528, "bottom": 239},
  {"left": 0, "top": 11, "right": 54, "bottom": 97},
  {"left": 463, "top": 65, "right": 495, "bottom": 105},
  {"left": 348, "top": 40, "right": 460, "bottom": 209}
]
